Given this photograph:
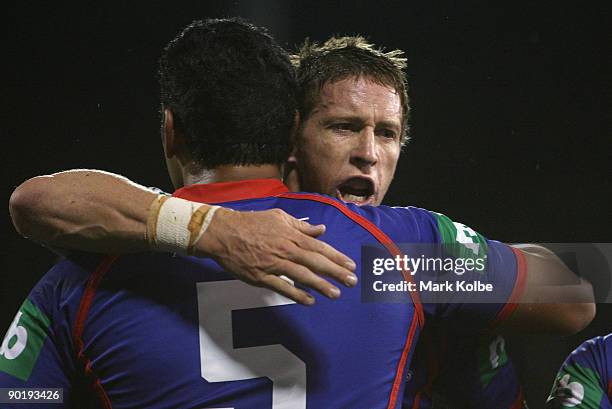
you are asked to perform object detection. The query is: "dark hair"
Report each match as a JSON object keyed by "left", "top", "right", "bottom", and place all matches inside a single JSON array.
[
  {"left": 159, "top": 18, "right": 298, "bottom": 168},
  {"left": 292, "top": 36, "right": 410, "bottom": 145}
]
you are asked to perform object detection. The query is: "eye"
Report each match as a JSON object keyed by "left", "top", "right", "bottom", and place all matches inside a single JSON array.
[
  {"left": 376, "top": 128, "right": 397, "bottom": 139},
  {"left": 329, "top": 123, "right": 352, "bottom": 132}
]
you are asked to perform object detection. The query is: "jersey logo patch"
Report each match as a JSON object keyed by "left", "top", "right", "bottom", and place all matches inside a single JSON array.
[
  {"left": 478, "top": 334, "right": 509, "bottom": 388},
  {"left": 0, "top": 299, "right": 51, "bottom": 381},
  {"left": 546, "top": 364, "right": 604, "bottom": 408},
  {"left": 433, "top": 212, "right": 488, "bottom": 262}
]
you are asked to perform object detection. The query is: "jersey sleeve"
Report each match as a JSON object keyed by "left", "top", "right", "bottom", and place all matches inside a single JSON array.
[
  {"left": 546, "top": 335, "right": 612, "bottom": 409},
  {"left": 405, "top": 209, "right": 527, "bottom": 331},
  {"left": 0, "top": 262, "right": 84, "bottom": 408},
  {"left": 385, "top": 208, "right": 528, "bottom": 408}
]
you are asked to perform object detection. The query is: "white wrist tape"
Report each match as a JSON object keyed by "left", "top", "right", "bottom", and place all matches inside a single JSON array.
[
  {"left": 145, "top": 195, "right": 220, "bottom": 255},
  {"left": 156, "top": 197, "right": 199, "bottom": 252}
]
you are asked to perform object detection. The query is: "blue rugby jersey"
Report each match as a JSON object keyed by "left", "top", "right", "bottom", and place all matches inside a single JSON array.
[
  {"left": 546, "top": 334, "right": 612, "bottom": 409},
  {"left": 0, "top": 179, "right": 525, "bottom": 409}
]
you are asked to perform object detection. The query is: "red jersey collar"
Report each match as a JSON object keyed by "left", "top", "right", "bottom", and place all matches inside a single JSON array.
[{"left": 172, "top": 178, "right": 289, "bottom": 204}]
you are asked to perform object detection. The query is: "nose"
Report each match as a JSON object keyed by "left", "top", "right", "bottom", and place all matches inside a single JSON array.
[{"left": 350, "top": 127, "right": 377, "bottom": 170}]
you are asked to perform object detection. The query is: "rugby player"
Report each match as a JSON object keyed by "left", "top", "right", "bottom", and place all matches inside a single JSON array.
[
  {"left": 546, "top": 334, "right": 612, "bottom": 408},
  {"left": 7, "top": 21, "right": 594, "bottom": 409}
]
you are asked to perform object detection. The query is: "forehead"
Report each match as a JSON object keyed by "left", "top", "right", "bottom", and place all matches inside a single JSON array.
[{"left": 311, "top": 77, "right": 402, "bottom": 122}]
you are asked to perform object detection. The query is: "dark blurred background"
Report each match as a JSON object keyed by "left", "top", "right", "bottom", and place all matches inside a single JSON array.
[{"left": 3, "top": 1, "right": 611, "bottom": 405}]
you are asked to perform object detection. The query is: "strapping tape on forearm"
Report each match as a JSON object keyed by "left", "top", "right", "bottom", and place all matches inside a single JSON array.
[
  {"left": 145, "top": 195, "right": 220, "bottom": 255},
  {"left": 186, "top": 204, "right": 220, "bottom": 254}
]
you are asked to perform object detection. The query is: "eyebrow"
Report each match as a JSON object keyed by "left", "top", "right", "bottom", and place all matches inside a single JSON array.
[{"left": 319, "top": 115, "right": 401, "bottom": 132}]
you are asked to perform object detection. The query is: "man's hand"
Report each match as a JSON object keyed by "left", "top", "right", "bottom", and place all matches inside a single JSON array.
[{"left": 199, "top": 207, "right": 357, "bottom": 305}]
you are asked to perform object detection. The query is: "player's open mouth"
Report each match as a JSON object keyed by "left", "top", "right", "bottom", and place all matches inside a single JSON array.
[{"left": 336, "top": 177, "right": 375, "bottom": 206}]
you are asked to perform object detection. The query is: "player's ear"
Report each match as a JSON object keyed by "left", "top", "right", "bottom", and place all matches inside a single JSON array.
[{"left": 162, "top": 108, "right": 182, "bottom": 159}]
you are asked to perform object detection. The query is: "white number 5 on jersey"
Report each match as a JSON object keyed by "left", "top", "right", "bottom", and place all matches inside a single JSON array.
[{"left": 197, "top": 280, "right": 306, "bottom": 409}]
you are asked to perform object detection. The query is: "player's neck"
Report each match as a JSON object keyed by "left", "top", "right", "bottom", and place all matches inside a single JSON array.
[{"left": 184, "top": 164, "right": 283, "bottom": 186}]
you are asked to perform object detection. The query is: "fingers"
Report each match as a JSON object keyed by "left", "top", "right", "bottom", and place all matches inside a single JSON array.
[
  {"left": 259, "top": 274, "right": 316, "bottom": 306},
  {"left": 296, "top": 233, "right": 356, "bottom": 274},
  {"left": 273, "top": 260, "right": 343, "bottom": 300},
  {"left": 289, "top": 244, "right": 357, "bottom": 288},
  {"left": 208, "top": 208, "right": 360, "bottom": 305},
  {"left": 295, "top": 219, "right": 326, "bottom": 237},
  {"left": 281, "top": 212, "right": 357, "bottom": 281}
]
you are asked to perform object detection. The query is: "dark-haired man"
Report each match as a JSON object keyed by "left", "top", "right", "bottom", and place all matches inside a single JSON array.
[{"left": 6, "top": 21, "right": 593, "bottom": 409}]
